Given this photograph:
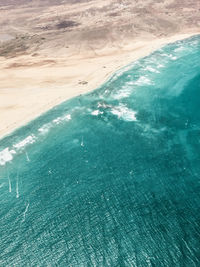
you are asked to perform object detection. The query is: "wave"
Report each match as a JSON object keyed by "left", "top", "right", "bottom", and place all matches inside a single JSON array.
[
  {"left": 144, "top": 66, "right": 160, "bottom": 73},
  {"left": 110, "top": 104, "right": 137, "bottom": 121},
  {"left": 0, "top": 35, "right": 200, "bottom": 266},
  {"left": 38, "top": 123, "right": 53, "bottom": 134},
  {"left": 134, "top": 76, "right": 153, "bottom": 86},
  {"left": 91, "top": 110, "right": 103, "bottom": 116},
  {"left": 14, "top": 135, "right": 36, "bottom": 150},
  {"left": 112, "top": 85, "right": 132, "bottom": 100},
  {"left": 0, "top": 135, "right": 36, "bottom": 166},
  {"left": 0, "top": 113, "right": 72, "bottom": 166},
  {"left": 38, "top": 114, "right": 71, "bottom": 135},
  {"left": 53, "top": 114, "right": 71, "bottom": 125},
  {"left": 0, "top": 148, "right": 16, "bottom": 166}
]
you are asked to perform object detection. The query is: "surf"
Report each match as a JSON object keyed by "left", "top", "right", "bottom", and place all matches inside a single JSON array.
[{"left": 0, "top": 35, "right": 200, "bottom": 266}]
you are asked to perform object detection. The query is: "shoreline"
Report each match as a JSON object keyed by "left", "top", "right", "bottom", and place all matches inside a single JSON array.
[{"left": 0, "top": 32, "right": 199, "bottom": 141}]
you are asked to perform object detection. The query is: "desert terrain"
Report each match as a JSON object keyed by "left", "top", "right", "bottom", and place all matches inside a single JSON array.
[{"left": 0, "top": 0, "right": 199, "bottom": 138}]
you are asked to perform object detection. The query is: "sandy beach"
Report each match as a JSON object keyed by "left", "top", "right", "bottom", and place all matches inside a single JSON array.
[{"left": 0, "top": 0, "right": 199, "bottom": 139}]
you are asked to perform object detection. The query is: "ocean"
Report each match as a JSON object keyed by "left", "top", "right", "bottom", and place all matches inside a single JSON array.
[{"left": 0, "top": 35, "right": 200, "bottom": 266}]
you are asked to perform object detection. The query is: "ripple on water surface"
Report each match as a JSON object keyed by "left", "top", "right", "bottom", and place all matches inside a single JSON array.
[{"left": 0, "top": 35, "right": 200, "bottom": 266}]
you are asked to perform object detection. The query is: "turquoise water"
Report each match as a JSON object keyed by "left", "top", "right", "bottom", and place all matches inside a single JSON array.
[{"left": 0, "top": 36, "right": 200, "bottom": 266}]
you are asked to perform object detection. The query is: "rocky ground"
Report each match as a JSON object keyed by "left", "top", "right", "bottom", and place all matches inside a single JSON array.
[{"left": 0, "top": 0, "right": 199, "bottom": 58}]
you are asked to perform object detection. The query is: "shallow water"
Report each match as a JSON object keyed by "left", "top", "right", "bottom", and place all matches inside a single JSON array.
[{"left": 0, "top": 35, "right": 200, "bottom": 266}]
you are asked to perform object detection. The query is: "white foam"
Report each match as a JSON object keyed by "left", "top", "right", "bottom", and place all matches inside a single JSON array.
[
  {"left": 22, "top": 203, "right": 29, "bottom": 223},
  {"left": 16, "top": 178, "right": 19, "bottom": 198},
  {"left": 144, "top": 66, "right": 160, "bottom": 73},
  {"left": 113, "top": 85, "right": 132, "bottom": 100},
  {"left": 134, "top": 76, "right": 152, "bottom": 86},
  {"left": 110, "top": 104, "right": 137, "bottom": 121},
  {"left": 14, "top": 135, "right": 36, "bottom": 150},
  {"left": 38, "top": 123, "right": 52, "bottom": 134},
  {"left": 0, "top": 148, "right": 16, "bottom": 166},
  {"left": 25, "top": 151, "right": 30, "bottom": 162},
  {"left": 81, "top": 136, "right": 84, "bottom": 147},
  {"left": 8, "top": 176, "right": 12, "bottom": 192},
  {"left": 170, "top": 55, "right": 177, "bottom": 60},
  {"left": 38, "top": 114, "right": 71, "bottom": 134},
  {"left": 163, "top": 53, "right": 177, "bottom": 60},
  {"left": 97, "top": 102, "right": 111, "bottom": 109},
  {"left": 157, "top": 63, "right": 165, "bottom": 69},
  {"left": 108, "top": 62, "right": 138, "bottom": 83},
  {"left": 91, "top": 110, "right": 103, "bottom": 116},
  {"left": 174, "top": 46, "right": 186, "bottom": 53},
  {"left": 127, "top": 81, "right": 136, "bottom": 85},
  {"left": 53, "top": 114, "right": 71, "bottom": 125}
]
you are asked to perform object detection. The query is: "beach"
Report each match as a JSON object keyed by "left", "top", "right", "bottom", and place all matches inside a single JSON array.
[
  {"left": 0, "top": 33, "right": 199, "bottom": 140},
  {"left": 0, "top": 0, "right": 199, "bottom": 139},
  {"left": 1, "top": 35, "right": 200, "bottom": 265},
  {"left": 1, "top": 1, "right": 200, "bottom": 265}
]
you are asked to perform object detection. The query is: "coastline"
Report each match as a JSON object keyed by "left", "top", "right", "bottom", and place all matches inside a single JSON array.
[{"left": 0, "top": 32, "right": 199, "bottom": 140}]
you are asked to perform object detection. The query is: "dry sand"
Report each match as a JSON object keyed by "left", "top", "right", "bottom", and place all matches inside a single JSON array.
[{"left": 0, "top": 0, "right": 199, "bottom": 139}]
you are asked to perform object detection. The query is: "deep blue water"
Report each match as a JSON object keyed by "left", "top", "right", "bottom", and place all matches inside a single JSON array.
[{"left": 0, "top": 36, "right": 200, "bottom": 266}]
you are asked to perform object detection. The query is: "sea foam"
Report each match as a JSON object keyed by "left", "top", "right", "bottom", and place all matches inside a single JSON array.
[
  {"left": 134, "top": 76, "right": 152, "bottom": 86},
  {"left": 53, "top": 114, "right": 71, "bottom": 124},
  {"left": 39, "top": 114, "right": 71, "bottom": 134},
  {"left": 112, "top": 85, "right": 132, "bottom": 100},
  {"left": 0, "top": 148, "right": 16, "bottom": 166},
  {"left": 91, "top": 110, "right": 103, "bottom": 116},
  {"left": 14, "top": 135, "right": 36, "bottom": 150},
  {"left": 110, "top": 104, "right": 137, "bottom": 121}
]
